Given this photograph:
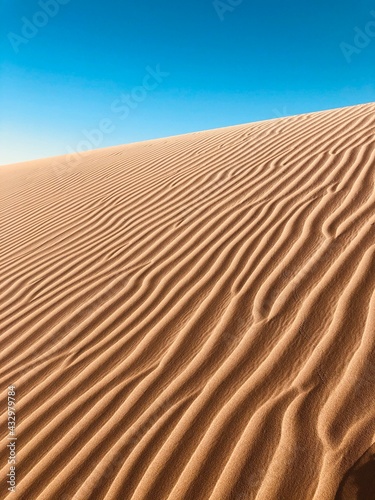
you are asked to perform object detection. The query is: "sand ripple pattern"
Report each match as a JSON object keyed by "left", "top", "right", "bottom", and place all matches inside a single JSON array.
[{"left": 1, "top": 103, "right": 375, "bottom": 499}]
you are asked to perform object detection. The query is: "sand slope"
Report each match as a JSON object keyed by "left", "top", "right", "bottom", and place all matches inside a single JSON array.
[{"left": 1, "top": 103, "right": 375, "bottom": 500}]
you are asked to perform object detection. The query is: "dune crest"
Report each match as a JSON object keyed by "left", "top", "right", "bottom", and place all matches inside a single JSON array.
[{"left": 1, "top": 103, "right": 375, "bottom": 499}]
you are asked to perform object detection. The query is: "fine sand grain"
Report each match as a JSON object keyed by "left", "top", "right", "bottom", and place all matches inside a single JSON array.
[{"left": 1, "top": 103, "right": 375, "bottom": 499}]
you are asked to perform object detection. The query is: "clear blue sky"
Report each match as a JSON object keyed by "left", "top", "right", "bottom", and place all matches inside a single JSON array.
[{"left": 1, "top": 0, "right": 374, "bottom": 165}]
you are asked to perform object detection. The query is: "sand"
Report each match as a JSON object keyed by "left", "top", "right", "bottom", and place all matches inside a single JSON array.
[{"left": 1, "top": 102, "right": 375, "bottom": 499}]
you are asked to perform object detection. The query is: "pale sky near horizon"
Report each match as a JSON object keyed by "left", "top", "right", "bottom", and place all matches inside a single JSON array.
[{"left": 1, "top": 0, "right": 375, "bottom": 165}]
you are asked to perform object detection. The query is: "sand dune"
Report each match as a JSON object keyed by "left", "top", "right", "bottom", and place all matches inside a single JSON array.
[{"left": 1, "top": 103, "right": 375, "bottom": 499}]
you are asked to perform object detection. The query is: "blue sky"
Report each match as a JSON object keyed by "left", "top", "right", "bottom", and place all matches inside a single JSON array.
[{"left": 1, "top": 0, "right": 375, "bottom": 165}]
